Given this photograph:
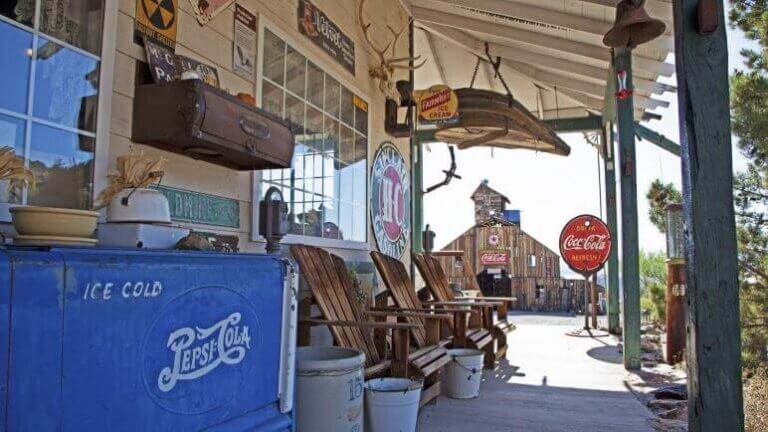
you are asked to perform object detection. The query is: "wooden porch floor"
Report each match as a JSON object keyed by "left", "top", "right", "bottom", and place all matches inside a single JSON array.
[{"left": 418, "top": 313, "right": 654, "bottom": 432}]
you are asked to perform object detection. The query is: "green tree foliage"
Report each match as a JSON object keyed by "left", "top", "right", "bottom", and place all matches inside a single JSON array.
[
  {"left": 646, "top": 179, "right": 682, "bottom": 234},
  {"left": 640, "top": 250, "right": 667, "bottom": 323},
  {"left": 730, "top": 0, "right": 768, "bottom": 369}
]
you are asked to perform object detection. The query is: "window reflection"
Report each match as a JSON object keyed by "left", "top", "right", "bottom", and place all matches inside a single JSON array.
[
  {"left": 27, "top": 123, "right": 94, "bottom": 209},
  {"left": 1, "top": 0, "right": 35, "bottom": 26},
  {"left": 0, "top": 114, "right": 26, "bottom": 204},
  {"left": 260, "top": 34, "right": 368, "bottom": 242},
  {"left": 40, "top": 0, "right": 104, "bottom": 54},
  {"left": 0, "top": 21, "right": 32, "bottom": 114},
  {"left": 33, "top": 37, "right": 100, "bottom": 132}
]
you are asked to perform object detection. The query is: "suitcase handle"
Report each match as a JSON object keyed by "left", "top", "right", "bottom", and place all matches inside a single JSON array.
[{"left": 239, "top": 116, "right": 271, "bottom": 140}]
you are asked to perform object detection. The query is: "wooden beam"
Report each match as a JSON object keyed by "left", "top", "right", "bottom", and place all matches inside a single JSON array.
[
  {"left": 421, "top": 0, "right": 673, "bottom": 43},
  {"left": 673, "top": 0, "right": 744, "bottom": 427},
  {"left": 635, "top": 123, "right": 681, "bottom": 156},
  {"left": 602, "top": 124, "right": 621, "bottom": 334},
  {"left": 615, "top": 47, "right": 641, "bottom": 370},
  {"left": 422, "top": 30, "right": 448, "bottom": 85},
  {"left": 412, "top": 6, "right": 675, "bottom": 76},
  {"left": 488, "top": 42, "right": 674, "bottom": 95}
]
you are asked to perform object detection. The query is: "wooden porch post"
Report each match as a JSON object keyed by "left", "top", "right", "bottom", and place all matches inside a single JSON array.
[
  {"left": 672, "top": 0, "right": 744, "bottom": 428},
  {"left": 614, "top": 47, "right": 641, "bottom": 370},
  {"left": 603, "top": 124, "right": 621, "bottom": 334}
]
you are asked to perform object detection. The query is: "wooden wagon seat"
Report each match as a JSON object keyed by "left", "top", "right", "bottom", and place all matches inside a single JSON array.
[
  {"left": 414, "top": 251, "right": 518, "bottom": 362},
  {"left": 291, "top": 245, "right": 451, "bottom": 406},
  {"left": 370, "top": 251, "right": 496, "bottom": 367}
]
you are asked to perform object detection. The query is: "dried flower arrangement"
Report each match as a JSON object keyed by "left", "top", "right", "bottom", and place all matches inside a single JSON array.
[
  {"left": 94, "top": 149, "right": 168, "bottom": 209},
  {"left": 0, "top": 147, "right": 35, "bottom": 199}
]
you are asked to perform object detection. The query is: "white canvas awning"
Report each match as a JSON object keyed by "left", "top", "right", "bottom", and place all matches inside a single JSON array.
[{"left": 408, "top": 0, "right": 675, "bottom": 122}]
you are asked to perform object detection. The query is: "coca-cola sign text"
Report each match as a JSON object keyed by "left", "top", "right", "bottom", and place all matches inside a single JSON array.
[
  {"left": 559, "top": 215, "right": 612, "bottom": 276},
  {"left": 480, "top": 250, "right": 509, "bottom": 265}
]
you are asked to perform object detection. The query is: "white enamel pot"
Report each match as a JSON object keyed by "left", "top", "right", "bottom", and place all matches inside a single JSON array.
[{"left": 107, "top": 188, "right": 170, "bottom": 223}]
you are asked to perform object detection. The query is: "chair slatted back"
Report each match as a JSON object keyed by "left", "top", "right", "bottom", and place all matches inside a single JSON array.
[
  {"left": 291, "top": 244, "right": 381, "bottom": 366},
  {"left": 413, "top": 253, "right": 457, "bottom": 303},
  {"left": 370, "top": 251, "right": 429, "bottom": 348}
]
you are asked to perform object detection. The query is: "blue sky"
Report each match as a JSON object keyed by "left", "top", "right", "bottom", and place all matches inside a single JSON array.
[{"left": 423, "top": 18, "right": 756, "bottom": 277}]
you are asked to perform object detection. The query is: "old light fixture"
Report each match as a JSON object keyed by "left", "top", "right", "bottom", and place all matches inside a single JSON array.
[{"left": 602, "top": 0, "right": 666, "bottom": 48}]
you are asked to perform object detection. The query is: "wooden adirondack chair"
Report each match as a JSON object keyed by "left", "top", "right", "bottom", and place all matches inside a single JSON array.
[
  {"left": 291, "top": 244, "right": 451, "bottom": 406},
  {"left": 415, "top": 251, "right": 518, "bottom": 362},
  {"left": 370, "top": 251, "right": 497, "bottom": 369}
]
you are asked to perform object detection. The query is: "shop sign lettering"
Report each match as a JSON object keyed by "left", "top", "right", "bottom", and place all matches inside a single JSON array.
[
  {"left": 480, "top": 250, "right": 509, "bottom": 265},
  {"left": 559, "top": 214, "right": 612, "bottom": 277},
  {"left": 157, "top": 186, "right": 239, "bottom": 228},
  {"left": 297, "top": 0, "right": 355, "bottom": 75},
  {"left": 371, "top": 142, "right": 410, "bottom": 259}
]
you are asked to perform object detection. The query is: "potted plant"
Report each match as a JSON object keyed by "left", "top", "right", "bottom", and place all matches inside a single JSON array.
[
  {"left": 0, "top": 147, "right": 34, "bottom": 204},
  {"left": 95, "top": 149, "right": 170, "bottom": 223}
]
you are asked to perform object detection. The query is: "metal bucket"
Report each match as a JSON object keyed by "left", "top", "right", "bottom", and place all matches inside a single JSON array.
[
  {"left": 445, "top": 348, "right": 484, "bottom": 399},
  {"left": 295, "top": 347, "right": 365, "bottom": 432},
  {"left": 364, "top": 377, "right": 422, "bottom": 432}
]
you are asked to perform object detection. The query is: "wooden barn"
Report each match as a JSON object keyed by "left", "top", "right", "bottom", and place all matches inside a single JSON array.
[{"left": 436, "top": 181, "right": 603, "bottom": 312}]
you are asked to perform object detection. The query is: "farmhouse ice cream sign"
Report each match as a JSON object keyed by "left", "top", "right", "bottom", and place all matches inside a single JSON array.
[
  {"left": 371, "top": 142, "right": 410, "bottom": 259},
  {"left": 559, "top": 214, "right": 612, "bottom": 277}
]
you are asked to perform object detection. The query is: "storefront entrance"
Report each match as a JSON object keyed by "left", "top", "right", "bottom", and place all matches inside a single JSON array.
[{"left": 477, "top": 268, "right": 512, "bottom": 298}]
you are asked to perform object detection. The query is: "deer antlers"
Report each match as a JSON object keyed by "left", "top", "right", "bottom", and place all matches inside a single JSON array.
[{"left": 357, "top": 0, "right": 426, "bottom": 103}]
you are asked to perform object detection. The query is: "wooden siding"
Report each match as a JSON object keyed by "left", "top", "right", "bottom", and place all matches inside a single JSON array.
[{"left": 436, "top": 223, "right": 603, "bottom": 311}]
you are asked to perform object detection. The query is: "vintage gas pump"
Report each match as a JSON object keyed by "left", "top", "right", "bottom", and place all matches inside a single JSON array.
[{"left": 665, "top": 203, "right": 686, "bottom": 364}]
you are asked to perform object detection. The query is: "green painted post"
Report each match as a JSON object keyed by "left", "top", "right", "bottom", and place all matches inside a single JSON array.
[
  {"left": 602, "top": 124, "right": 621, "bottom": 335},
  {"left": 413, "top": 136, "right": 424, "bottom": 253},
  {"left": 673, "top": 0, "right": 744, "bottom": 428},
  {"left": 614, "top": 47, "right": 641, "bottom": 370}
]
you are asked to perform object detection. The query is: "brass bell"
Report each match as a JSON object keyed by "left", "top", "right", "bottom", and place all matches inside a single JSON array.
[{"left": 603, "top": 0, "right": 666, "bottom": 48}]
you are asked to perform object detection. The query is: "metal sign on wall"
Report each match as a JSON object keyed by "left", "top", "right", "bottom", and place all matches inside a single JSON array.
[
  {"left": 157, "top": 186, "right": 240, "bottom": 228},
  {"left": 297, "top": 0, "right": 355, "bottom": 75},
  {"left": 415, "top": 85, "right": 459, "bottom": 125},
  {"left": 480, "top": 250, "right": 509, "bottom": 266},
  {"left": 371, "top": 142, "right": 410, "bottom": 259},
  {"left": 559, "top": 214, "right": 612, "bottom": 277},
  {"left": 135, "top": 0, "right": 178, "bottom": 50}
]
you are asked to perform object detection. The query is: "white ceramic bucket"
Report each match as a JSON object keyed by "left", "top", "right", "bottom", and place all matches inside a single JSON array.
[
  {"left": 445, "top": 348, "right": 484, "bottom": 399},
  {"left": 364, "top": 377, "right": 422, "bottom": 432},
  {"left": 295, "top": 347, "right": 365, "bottom": 432},
  {"left": 107, "top": 188, "right": 170, "bottom": 223}
]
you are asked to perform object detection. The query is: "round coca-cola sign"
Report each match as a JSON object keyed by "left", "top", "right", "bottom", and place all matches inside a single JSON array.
[{"left": 559, "top": 214, "right": 612, "bottom": 276}]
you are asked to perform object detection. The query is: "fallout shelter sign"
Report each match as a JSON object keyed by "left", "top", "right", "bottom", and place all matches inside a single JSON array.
[{"left": 371, "top": 142, "right": 410, "bottom": 259}]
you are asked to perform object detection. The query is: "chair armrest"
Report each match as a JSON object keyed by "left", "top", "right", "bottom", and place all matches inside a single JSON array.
[
  {"left": 364, "top": 309, "right": 453, "bottom": 320},
  {"left": 479, "top": 296, "right": 518, "bottom": 302},
  {"left": 299, "top": 318, "right": 418, "bottom": 330},
  {"left": 423, "top": 300, "right": 502, "bottom": 307},
  {"left": 370, "top": 306, "right": 478, "bottom": 316}
]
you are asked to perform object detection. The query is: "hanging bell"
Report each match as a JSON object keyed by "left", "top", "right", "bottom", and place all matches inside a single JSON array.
[{"left": 602, "top": 0, "right": 666, "bottom": 48}]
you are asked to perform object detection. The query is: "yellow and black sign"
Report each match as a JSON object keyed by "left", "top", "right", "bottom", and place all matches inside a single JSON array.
[
  {"left": 135, "top": 0, "right": 178, "bottom": 50},
  {"left": 415, "top": 85, "right": 459, "bottom": 126}
]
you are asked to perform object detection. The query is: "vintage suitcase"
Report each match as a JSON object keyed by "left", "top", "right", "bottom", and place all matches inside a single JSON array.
[
  {"left": 0, "top": 247, "right": 298, "bottom": 431},
  {"left": 132, "top": 80, "right": 295, "bottom": 170}
]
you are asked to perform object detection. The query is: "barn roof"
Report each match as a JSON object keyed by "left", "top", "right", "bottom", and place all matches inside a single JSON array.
[{"left": 471, "top": 181, "right": 511, "bottom": 204}]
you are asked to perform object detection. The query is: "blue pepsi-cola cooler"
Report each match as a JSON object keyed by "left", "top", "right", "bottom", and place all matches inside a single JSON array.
[{"left": 0, "top": 247, "right": 298, "bottom": 432}]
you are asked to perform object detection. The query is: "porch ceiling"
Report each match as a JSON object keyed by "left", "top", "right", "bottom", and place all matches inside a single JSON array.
[{"left": 410, "top": 0, "right": 676, "bottom": 122}]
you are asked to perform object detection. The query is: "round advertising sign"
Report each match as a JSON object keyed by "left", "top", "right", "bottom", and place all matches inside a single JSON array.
[
  {"left": 559, "top": 214, "right": 612, "bottom": 277},
  {"left": 371, "top": 142, "right": 411, "bottom": 259}
]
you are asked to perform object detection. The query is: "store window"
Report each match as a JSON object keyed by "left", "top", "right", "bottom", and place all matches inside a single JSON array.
[
  {"left": 0, "top": 0, "right": 104, "bottom": 209},
  {"left": 260, "top": 29, "right": 368, "bottom": 243}
]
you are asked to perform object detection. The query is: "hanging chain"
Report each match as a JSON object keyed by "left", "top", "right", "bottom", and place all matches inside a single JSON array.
[{"left": 484, "top": 43, "right": 513, "bottom": 106}]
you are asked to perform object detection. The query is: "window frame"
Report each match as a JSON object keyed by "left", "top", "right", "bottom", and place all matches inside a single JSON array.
[
  {"left": 0, "top": 0, "right": 117, "bottom": 221},
  {"left": 251, "top": 18, "right": 370, "bottom": 251}
]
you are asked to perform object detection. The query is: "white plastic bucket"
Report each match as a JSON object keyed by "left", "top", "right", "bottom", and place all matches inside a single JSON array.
[
  {"left": 295, "top": 347, "right": 366, "bottom": 432},
  {"left": 364, "top": 377, "right": 423, "bottom": 432},
  {"left": 445, "top": 348, "right": 484, "bottom": 399}
]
